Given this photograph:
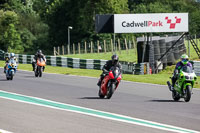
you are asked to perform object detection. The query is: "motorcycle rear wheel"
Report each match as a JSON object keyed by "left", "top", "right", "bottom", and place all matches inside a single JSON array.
[{"left": 184, "top": 85, "right": 191, "bottom": 102}]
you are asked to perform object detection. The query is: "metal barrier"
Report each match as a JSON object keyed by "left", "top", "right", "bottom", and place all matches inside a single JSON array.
[
  {"left": 1, "top": 53, "right": 150, "bottom": 75},
  {"left": 193, "top": 61, "right": 200, "bottom": 76}
]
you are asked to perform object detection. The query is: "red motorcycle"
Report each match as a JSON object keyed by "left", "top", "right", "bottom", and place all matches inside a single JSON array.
[{"left": 98, "top": 66, "right": 122, "bottom": 99}]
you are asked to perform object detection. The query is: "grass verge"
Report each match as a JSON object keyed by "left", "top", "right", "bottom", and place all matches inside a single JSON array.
[{"left": 0, "top": 61, "right": 199, "bottom": 88}]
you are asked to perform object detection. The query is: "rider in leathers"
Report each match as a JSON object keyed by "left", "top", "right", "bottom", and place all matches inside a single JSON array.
[
  {"left": 32, "top": 50, "right": 46, "bottom": 71},
  {"left": 97, "top": 54, "right": 122, "bottom": 86},
  {"left": 171, "top": 54, "right": 193, "bottom": 90}
]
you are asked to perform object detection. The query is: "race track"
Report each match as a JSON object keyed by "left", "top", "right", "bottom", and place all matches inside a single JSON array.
[{"left": 0, "top": 68, "right": 200, "bottom": 133}]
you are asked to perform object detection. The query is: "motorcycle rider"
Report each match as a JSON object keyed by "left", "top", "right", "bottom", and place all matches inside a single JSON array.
[
  {"left": 171, "top": 54, "right": 193, "bottom": 90},
  {"left": 97, "top": 54, "right": 122, "bottom": 86},
  {"left": 32, "top": 49, "right": 46, "bottom": 71},
  {"left": 4, "top": 53, "right": 17, "bottom": 73}
]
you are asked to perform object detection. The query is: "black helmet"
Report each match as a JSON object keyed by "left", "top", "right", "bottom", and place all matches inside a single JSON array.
[
  {"left": 111, "top": 54, "right": 119, "bottom": 65},
  {"left": 37, "top": 49, "right": 42, "bottom": 56}
]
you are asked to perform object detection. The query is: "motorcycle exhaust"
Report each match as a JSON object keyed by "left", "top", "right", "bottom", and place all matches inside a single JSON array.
[{"left": 167, "top": 81, "right": 172, "bottom": 91}]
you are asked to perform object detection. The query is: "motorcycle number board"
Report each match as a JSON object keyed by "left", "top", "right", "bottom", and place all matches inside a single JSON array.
[{"left": 114, "top": 13, "right": 188, "bottom": 33}]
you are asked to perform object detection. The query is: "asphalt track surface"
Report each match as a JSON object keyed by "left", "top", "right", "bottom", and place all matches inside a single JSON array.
[{"left": 0, "top": 68, "right": 200, "bottom": 133}]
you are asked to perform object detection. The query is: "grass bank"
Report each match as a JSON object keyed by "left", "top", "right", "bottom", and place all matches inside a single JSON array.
[
  {"left": 0, "top": 61, "right": 199, "bottom": 88},
  {"left": 62, "top": 49, "right": 137, "bottom": 62}
]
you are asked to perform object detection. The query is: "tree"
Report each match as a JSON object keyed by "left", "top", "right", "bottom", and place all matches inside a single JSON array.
[
  {"left": 45, "top": 0, "right": 129, "bottom": 47},
  {"left": 0, "top": 10, "right": 23, "bottom": 53}
]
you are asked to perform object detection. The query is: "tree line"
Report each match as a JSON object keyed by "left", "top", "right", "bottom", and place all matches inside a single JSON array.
[{"left": 0, "top": 0, "right": 200, "bottom": 54}]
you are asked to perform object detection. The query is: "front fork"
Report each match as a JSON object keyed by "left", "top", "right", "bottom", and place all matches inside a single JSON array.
[
  {"left": 183, "top": 83, "right": 193, "bottom": 95},
  {"left": 107, "top": 80, "right": 116, "bottom": 93}
]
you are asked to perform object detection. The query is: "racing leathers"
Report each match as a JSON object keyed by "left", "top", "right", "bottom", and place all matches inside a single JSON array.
[
  {"left": 171, "top": 61, "right": 193, "bottom": 88},
  {"left": 97, "top": 60, "right": 122, "bottom": 86}
]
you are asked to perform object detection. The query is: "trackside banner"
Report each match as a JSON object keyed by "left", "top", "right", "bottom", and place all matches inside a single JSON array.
[{"left": 114, "top": 13, "right": 188, "bottom": 33}]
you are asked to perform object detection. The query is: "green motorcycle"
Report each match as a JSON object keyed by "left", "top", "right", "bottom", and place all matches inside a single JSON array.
[{"left": 167, "top": 65, "right": 197, "bottom": 102}]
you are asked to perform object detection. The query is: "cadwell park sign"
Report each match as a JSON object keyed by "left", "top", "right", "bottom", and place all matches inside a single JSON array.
[
  {"left": 114, "top": 13, "right": 188, "bottom": 33},
  {"left": 95, "top": 13, "right": 188, "bottom": 33}
]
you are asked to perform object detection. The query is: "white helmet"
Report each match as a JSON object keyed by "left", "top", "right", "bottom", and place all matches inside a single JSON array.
[{"left": 10, "top": 53, "right": 15, "bottom": 58}]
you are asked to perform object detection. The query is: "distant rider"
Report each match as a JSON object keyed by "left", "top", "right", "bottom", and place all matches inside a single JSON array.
[
  {"left": 4, "top": 53, "right": 17, "bottom": 73},
  {"left": 171, "top": 54, "right": 193, "bottom": 90},
  {"left": 32, "top": 50, "right": 46, "bottom": 71},
  {"left": 97, "top": 54, "right": 122, "bottom": 86}
]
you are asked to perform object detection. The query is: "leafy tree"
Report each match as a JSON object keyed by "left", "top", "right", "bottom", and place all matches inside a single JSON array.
[
  {"left": 0, "top": 10, "right": 23, "bottom": 53},
  {"left": 46, "top": 0, "right": 129, "bottom": 47}
]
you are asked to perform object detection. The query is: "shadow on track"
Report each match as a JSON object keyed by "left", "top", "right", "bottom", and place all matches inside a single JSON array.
[
  {"left": 80, "top": 97, "right": 105, "bottom": 99},
  {"left": 148, "top": 100, "right": 183, "bottom": 102},
  {"left": 0, "top": 79, "right": 7, "bottom": 81},
  {"left": 23, "top": 76, "right": 36, "bottom": 78}
]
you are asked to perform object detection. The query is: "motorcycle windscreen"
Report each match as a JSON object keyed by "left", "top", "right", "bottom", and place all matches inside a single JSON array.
[
  {"left": 182, "top": 66, "right": 193, "bottom": 73},
  {"left": 111, "top": 67, "right": 121, "bottom": 79}
]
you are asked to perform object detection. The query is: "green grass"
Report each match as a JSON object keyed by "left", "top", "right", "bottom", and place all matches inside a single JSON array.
[
  {"left": 1, "top": 61, "right": 199, "bottom": 88},
  {"left": 62, "top": 49, "right": 137, "bottom": 62},
  {"left": 185, "top": 39, "right": 200, "bottom": 60}
]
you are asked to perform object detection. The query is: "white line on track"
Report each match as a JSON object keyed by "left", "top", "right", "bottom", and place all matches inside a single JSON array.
[
  {"left": 0, "top": 129, "right": 13, "bottom": 133},
  {"left": 0, "top": 90, "right": 199, "bottom": 133}
]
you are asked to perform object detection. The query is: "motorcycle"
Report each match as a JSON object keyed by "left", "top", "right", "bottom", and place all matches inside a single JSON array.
[
  {"left": 34, "top": 58, "right": 46, "bottom": 77},
  {"left": 167, "top": 65, "right": 197, "bottom": 102},
  {"left": 5, "top": 58, "right": 17, "bottom": 80},
  {"left": 98, "top": 66, "right": 122, "bottom": 99}
]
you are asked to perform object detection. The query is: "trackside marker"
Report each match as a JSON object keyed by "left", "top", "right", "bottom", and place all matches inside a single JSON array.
[{"left": 0, "top": 90, "right": 199, "bottom": 133}]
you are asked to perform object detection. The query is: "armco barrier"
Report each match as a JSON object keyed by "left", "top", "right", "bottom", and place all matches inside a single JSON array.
[
  {"left": 2, "top": 53, "right": 149, "bottom": 75},
  {"left": 193, "top": 61, "right": 200, "bottom": 76}
]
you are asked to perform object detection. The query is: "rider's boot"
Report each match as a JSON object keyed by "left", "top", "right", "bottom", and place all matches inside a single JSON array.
[
  {"left": 97, "top": 79, "right": 101, "bottom": 86},
  {"left": 4, "top": 66, "right": 6, "bottom": 73}
]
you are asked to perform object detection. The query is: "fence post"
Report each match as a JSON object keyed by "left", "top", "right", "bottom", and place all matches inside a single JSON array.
[
  {"left": 84, "top": 41, "right": 87, "bottom": 54},
  {"left": 73, "top": 43, "right": 75, "bottom": 54},
  {"left": 58, "top": 46, "right": 60, "bottom": 55},
  {"left": 78, "top": 43, "right": 81, "bottom": 54},
  {"left": 91, "top": 41, "right": 93, "bottom": 53},
  {"left": 62, "top": 45, "right": 64, "bottom": 55},
  {"left": 125, "top": 38, "right": 128, "bottom": 54},
  {"left": 111, "top": 39, "right": 113, "bottom": 54},
  {"left": 118, "top": 38, "right": 121, "bottom": 54},
  {"left": 133, "top": 36, "right": 137, "bottom": 56},
  {"left": 104, "top": 40, "right": 106, "bottom": 54},
  {"left": 54, "top": 47, "right": 56, "bottom": 56}
]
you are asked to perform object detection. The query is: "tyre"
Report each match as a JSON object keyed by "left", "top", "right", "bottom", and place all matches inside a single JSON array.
[
  {"left": 107, "top": 83, "right": 115, "bottom": 99},
  {"left": 39, "top": 67, "right": 42, "bottom": 77},
  {"left": 35, "top": 71, "right": 38, "bottom": 77},
  {"left": 184, "top": 85, "right": 191, "bottom": 102},
  {"left": 10, "top": 75, "right": 13, "bottom": 80},
  {"left": 6, "top": 77, "right": 9, "bottom": 80},
  {"left": 98, "top": 89, "right": 105, "bottom": 98},
  {"left": 172, "top": 91, "right": 180, "bottom": 101},
  {"left": 35, "top": 67, "right": 38, "bottom": 77}
]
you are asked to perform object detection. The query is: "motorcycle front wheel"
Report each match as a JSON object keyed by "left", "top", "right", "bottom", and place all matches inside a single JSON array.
[
  {"left": 184, "top": 85, "right": 191, "bottom": 102},
  {"left": 35, "top": 70, "right": 38, "bottom": 77},
  {"left": 172, "top": 91, "right": 180, "bottom": 101},
  {"left": 39, "top": 66, "right": 42, "bottom": 77},
  {"left": 107, "top": 83, "right": 115, "bottom": 99},
  {"left": 98, "top": 88, "right": 105, "bottom": 99}
]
